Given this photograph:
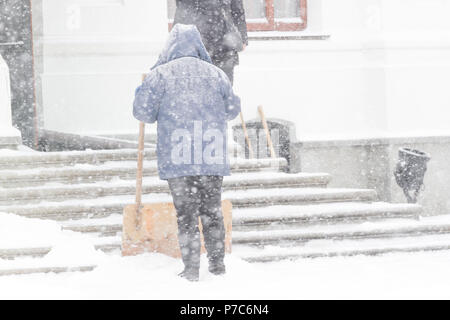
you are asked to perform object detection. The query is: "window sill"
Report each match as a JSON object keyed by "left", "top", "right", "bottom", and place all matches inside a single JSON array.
[{"left": 248, "top": 32, "right": 330, "bottom": 41}]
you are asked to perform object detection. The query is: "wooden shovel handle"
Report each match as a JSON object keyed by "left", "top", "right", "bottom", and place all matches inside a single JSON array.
[
  {"left": 239, "top": 112, "right": 255, "bottom": 159},
  {"left": 135, "top": 74, "right": 148, "bottom": 211},
  {"left": 257, "top": 105, "right": 276, "bottom": 159},
  {"left": 136, "top": 121, "right": 145, "bottom": 209}
]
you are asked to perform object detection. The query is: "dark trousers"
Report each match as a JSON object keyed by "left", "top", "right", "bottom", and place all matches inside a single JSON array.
[
  {"left": 168, "top": 176, "right": 225, "bottom": 270},
  {"left": 213, "top": 56, "right": 235, "bottom": 85}
]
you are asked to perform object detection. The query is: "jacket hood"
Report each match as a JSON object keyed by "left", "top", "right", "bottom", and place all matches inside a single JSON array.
[{"left": 151, "top": 24, "right": 212, "bottom": 70}]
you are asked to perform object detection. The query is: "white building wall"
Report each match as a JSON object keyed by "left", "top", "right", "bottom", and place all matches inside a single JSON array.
[
  {"left": 35, "top": 0, "right": 168, "bottom": 135},
  {"left": 34, "top": 0, "right": 450, "bottom": 139},
  {"left": 236, "top": 0, "right": 450, "bottom": 140},
  {"left": 382, "top": 0, "right": 450, "bottom": 136}
]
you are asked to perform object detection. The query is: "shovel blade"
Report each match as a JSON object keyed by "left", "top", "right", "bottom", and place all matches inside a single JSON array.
[{"left": 122, "top": 201, "right": 232, "bottom": 258}]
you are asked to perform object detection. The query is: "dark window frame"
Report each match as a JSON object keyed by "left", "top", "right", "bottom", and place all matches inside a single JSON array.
[
  {"left": 168, "top": 0, "right": 308, "bottom": 32},
  {"left": 247, "top": 0, "right": 308, "bottom": 32}
]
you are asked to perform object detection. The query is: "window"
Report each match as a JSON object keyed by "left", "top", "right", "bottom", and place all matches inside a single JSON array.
[
  {"left": 245, "top": 0, "right": 307, "bottom": 31},
  {"left": 167, "top": 0, "right": 307, "bottom": 32}
]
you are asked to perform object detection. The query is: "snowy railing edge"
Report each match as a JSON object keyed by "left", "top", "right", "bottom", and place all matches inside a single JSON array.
[{"left": 248, "top": 34, "right": 330, "bottom": 41}]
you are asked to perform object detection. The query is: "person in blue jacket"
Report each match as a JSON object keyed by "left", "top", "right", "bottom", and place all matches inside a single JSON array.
[{"left": 133, "top": 24, "right": 241, "bottom": 281}]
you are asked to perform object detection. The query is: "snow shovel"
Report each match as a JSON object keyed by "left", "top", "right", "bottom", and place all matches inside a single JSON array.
[
  {"left": 122, "top": 79, "right": 232, "bottom": 258},
  {"left": 258, "top": 105, "right": 276, "bottom": 159},
  {"left": 239, "top": 112, "right": 255, "bottom": 159}
]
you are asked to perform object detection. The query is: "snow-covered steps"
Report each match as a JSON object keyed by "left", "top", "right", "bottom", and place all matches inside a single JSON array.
[
  {"left": 0, "top": 212, "right": 115, "bottom": 277},
  {"left": 0, "top": 243, "right": 118, "bottom": 261},
  {"left": 0, "top": 265, "right": 96, "bottom": 277},
  {"left": 63, "top": 223, "right": 122, "bottom": 237},
  {"left": 0, "top": 149, "right": 157, "bottom": 170},
  {"left": 232, "top": 216, "right": 450, "bottom": 246},
  {"left": 0, "top": 142, "right": 245, "bottom": 172},
  {"left": 233, "top": 202, "right": 422, "bottom": 230},
  {"left": 0, "top": 247, "right": 52, "bottom": 260},
  {"left": 0, "top": 158, "right": 288, "bottom": 188},
  {"left": 0, "top": 172, "right": 330, "bottom": 205},
  {"left": 0, "top": 161, "right": 160, "bottom": 188},
  {"left": 229, "top": 188, "right": 376, "bottom": 208},
  {"left": 1, "top": 147, "right": 438, "bottom": 276},
  {"left": 0, "top": 187, "right": 377, "bottom": 221},
  {"left": 235, "top": 232, "right": 450, "bottom": 263},
  {"left": 95, "top": 243, "right": 122, "bottom": 253},
  {"left": 61, "top": 215, "right": 450, "bottom": 264},
  {"left": 0, "top": 236, "right": 120, "bottom": 276},
  {"left": 59, "top": 202, "right": 421, "bottom": 238}
]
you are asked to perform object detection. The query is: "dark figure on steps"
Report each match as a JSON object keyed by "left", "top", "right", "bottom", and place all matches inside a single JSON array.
[
  {"left": 133, "top": 24, "right": 241, "bottom": 281},
  {"left": 174, "top": 0, "right": 248, "bottom": 84}
]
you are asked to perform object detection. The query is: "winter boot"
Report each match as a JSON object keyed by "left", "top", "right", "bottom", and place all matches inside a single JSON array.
[
  {"left": 209, "top": 262, "right": 226, "bottom": 276},
  {"left": 178, "top": 268, "right": 199, "bottom": 282}
]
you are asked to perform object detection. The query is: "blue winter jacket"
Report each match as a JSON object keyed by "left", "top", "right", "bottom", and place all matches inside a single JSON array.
[{"left": 133, "top": 24, "right": 241, "bottom": 180}]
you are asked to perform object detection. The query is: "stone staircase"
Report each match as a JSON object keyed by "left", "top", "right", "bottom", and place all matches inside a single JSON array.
[{"left": 1, "top": 147, "right": 449, "bottom": 276}]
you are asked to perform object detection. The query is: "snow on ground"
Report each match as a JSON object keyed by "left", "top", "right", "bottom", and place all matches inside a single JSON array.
[
  {"left": 0, "top": 213, "right": 64, "bottom": 249},
  {"left": 0, "top": 212, "right": 103, "bottom": 268},
  {"left": 1, "top": 211, "right": 450, "bottom": 299},
  {"left": 1, "top": 250, "right": 450, "bottom": 300},
  {"left": 0, "top": 171, "right": 443, "bottom": 299},
  {"left": 0, "top": 212, "right": 101, "bottom": 253}
]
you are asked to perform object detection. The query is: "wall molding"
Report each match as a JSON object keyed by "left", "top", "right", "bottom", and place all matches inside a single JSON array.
[{"left": 36, "top": 36, "right": 164, "bottom": 56}]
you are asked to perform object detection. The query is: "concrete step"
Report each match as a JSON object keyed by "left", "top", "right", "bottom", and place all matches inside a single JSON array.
[
  {"left": 62, "top": 212, "right": 438, "bottom": 245},
  {"left": 0, "top": 141, "right": 244, "bottom": 171},
  {"left": 98, "top": 133, "right": 158, "bottom": 144},
  {"left": 5, "top": 232, "right": 450, "bottom": 276},
  {"left": 0, "top": 149, "right": 157, "bottom": 170},
  {"left": 0, "top": 234, "right": 119, "bottom": 275},
  {"left": 0, "top": 247, "right": 52, "bottom": 260},
  {"left": 0, "top": 172, "right": 330, "bottom": 205},
  {"left": 63, "top": 223, "right": 122, "bottom": 237},
  {"left": 0, "top": 265, "right": 96, "bottom": 277},
  {"left": 0, "top": 241, "right": 121, "bottom": 261},
  {"left": 56, "top": 216, "right": 450, "bottom": 264},
  {"left": 7, "top": 215, "right": 448, "bottom": 275},
  {"left": 233, "top": 202, "right": 422, "bottom": 230},
  {"left": 229, "top": 188, "right": 377, "bottom": 208},
  {"left": 0, "top": 187, "right": 377, "bottom": 221},
  {"left": 232, "top": 216, "right": 450, "bottom": 245},
  {"left": 235, "top": 232, "right": 450, "bottom": 262},
  {"left": 0, "top": 158, "right": 288, "bottom": 188},
  {"left": 0, "top": 161, "right": 159, "bottom": 188},
  {"left": 60, "top": 202, "right": 421, "bottom": 237}
]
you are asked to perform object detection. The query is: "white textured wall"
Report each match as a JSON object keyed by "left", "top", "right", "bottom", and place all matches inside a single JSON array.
[
  {"left": 34, "top": 0, "right": 450, "bottom": 138},
  {"left": 382, "top": 0, "right": 450, "bottom": 136},
  {"left": 36, "top": 0, "right": 168, "bottom": 134},
  {"left": 235, "top": 0, "right": 450, "bottom": 140}
]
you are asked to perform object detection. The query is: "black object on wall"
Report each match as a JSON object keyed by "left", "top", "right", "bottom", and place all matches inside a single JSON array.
[
  {"left": 394, "top": 147, "right": 431, "bottom": 203},
  {"left": 0, "top": 0, "right": 37, "bottom": 148}
]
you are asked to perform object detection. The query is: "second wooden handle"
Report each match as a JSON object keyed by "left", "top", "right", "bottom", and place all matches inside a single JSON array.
[
  {"left": 135, "top": 121, "right": 145, "bottom": 209},
  {"left": 240, "top": 112, "right": 255, "bottom": 159},
  {"left": 258, "top": 105, "right": 276, "bottom": 159}
]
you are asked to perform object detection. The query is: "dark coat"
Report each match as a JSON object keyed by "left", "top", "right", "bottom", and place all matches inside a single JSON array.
[{"left": 174, "top": 0, "right": 248, "bottom": 67}]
